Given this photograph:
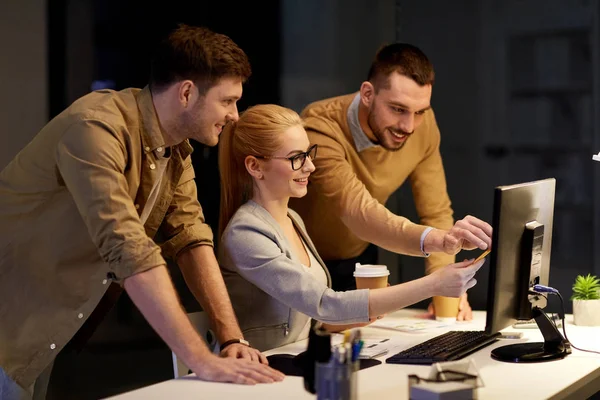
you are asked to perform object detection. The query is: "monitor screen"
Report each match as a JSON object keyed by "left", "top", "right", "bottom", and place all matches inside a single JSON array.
[{"left": 485, "top": 178, "right": 556, "bottom": 335}]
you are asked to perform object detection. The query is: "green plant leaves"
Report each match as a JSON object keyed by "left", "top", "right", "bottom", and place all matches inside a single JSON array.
[{"left": 571, "top": 273, "right": 600, "bottom": 301}]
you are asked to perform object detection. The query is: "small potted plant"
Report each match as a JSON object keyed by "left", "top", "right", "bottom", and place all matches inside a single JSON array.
[{"left": 571, "top": 273, "right": 600, "bottom": 326}]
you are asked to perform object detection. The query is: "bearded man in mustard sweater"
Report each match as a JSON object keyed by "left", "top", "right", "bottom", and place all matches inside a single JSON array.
[{"left": 290, "top": 43, "right": 492, "bottom": 321}]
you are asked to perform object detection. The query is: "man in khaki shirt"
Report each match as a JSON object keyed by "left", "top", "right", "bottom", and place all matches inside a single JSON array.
[
  {"left": 290, "top": 43, "right": 493, "bottom": 320},
  {"left": 0, "top": 25, "right": 283, "bottom": 399}
]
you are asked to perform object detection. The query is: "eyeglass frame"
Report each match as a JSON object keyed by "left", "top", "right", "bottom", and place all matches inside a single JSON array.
[
  {"left": 254, "top": 144, "right": 318, "bottom": 171},
  {"left": 408, "top": 369, "right": 479, "bottom": 385}
]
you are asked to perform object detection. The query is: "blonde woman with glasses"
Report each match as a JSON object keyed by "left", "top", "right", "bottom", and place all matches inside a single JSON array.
[{"left": 218, "top": 104, "right": 485, "bottom": 352}]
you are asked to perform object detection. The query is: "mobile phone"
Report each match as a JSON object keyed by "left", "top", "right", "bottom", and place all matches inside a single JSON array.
[{"left": 473, "top": 249, "right": 491, "bottom": 264}]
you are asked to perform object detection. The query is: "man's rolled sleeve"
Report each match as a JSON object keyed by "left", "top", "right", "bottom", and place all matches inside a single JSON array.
[
  {"left": 56, "top": 120, "right": 166, "bottom": 283},
  {"left": 159, "top": 158, "right": 214, "bottom": 260}
]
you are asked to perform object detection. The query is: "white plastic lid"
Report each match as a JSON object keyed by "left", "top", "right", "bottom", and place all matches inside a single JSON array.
[{"left": 353, "top": 263, "right": 390, "bottom": 278}]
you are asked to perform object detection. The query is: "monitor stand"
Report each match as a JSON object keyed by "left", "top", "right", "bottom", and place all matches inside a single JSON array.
[{"left": 491, "top": 306, "right": 571, "bottom": 363}]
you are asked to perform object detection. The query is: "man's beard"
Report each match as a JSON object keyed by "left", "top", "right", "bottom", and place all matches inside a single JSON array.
[
  {"left": 367, "top": 109, "right": 410, "bottom": 152},
  {"left": 178, "top": 106, "right": 211, "bottom": 145}
]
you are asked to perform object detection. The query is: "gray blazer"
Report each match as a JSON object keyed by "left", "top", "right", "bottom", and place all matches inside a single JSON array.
[{"left": 219, "top": 200, "right": 369, "bottom": 352}]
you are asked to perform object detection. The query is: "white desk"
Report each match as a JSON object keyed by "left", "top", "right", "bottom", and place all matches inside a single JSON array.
[{"left": 106, "top": 310, "right": 600, "bottom": 400}]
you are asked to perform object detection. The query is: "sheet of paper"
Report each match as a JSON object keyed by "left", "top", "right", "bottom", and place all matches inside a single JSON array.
[
  {"left": 370, "top": 318, "right": 451, "bottom": 333},
  {"left": 330, "top": 334, "right": 392, "bottom": 359},
  {"left": 357, "top": 337, "right": 392, "bottom": 358}
]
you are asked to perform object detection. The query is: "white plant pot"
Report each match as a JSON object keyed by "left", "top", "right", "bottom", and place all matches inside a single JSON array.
[{"left": 572, "top": 299, "right": 600, "bottom": 326}]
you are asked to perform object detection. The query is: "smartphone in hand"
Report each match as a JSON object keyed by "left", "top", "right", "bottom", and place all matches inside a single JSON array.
[{"left": 473, "top": 249, "right": 491, "bottom": 264}]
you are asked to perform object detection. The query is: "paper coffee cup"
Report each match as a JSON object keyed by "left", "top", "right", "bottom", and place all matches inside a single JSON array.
[
  {"left": 432, "top": 296, "right": 460, "bottom": 322},
  {"left": 353, "top": 263, "right": 389, "bottom": 289}
]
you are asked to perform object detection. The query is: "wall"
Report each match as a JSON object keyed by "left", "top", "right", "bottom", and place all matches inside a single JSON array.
[
  {"left": 392, "top": 0, "right": 489, "bottom": 309},
  {"left": 280, "top": 0, "right": 407, "bottom": 282},
  {"left": 281, "top": 0, "right": 397, "bottom": 112},
  {"left": 0, "top": 0, "right": 48, "bottom": 169},
  {"left": 383, "top": 0, "right": 599, "bottom": 311},
  {"left": 280, "top": 0, "right": 490, "bottom": 306}
]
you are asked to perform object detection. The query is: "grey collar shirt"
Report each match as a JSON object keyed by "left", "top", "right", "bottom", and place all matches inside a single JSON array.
[{"left": 347, "top": 93, "right": 378, "bottom": 152}]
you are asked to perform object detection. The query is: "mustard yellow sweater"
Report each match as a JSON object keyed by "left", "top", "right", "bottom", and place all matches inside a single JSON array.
[{"left": 290, "top": 93, "right": 455, "bottom": 274}]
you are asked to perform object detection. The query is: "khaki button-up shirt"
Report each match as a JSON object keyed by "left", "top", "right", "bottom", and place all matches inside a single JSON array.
[{"left": 0, "top": 86, "right": 213, "bottom": 388}]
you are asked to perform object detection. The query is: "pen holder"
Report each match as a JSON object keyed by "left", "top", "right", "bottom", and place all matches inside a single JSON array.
[{"left": 315, "top": 360, "right": 358, "bottom": 400}]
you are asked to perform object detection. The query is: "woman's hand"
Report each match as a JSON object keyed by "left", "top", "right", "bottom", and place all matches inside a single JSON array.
[{"left": 430, "top": 258, "right": 485, "bottom": 297}]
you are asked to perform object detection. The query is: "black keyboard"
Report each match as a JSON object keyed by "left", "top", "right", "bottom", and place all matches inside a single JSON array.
[{"left": 386, "top": 331, "right": 500, "bottom": 365}]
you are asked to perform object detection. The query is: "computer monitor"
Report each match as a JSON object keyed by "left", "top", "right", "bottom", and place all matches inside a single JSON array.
[{"left": 484, "top": 178, "right": 570, "bottom": 363}]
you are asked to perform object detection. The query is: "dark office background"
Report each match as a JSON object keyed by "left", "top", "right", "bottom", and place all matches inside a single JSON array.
[{"left": 2, "top": 0, "right": 600, "bottom": 398}]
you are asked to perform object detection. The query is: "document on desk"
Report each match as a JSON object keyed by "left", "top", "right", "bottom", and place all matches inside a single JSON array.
[
  {"left": 357, "top": 338, "right": 392, "bottom": 359},
  {"left": 370, "top": 318, "right": 451, "bottom": 333},
  {"left": 330, "top": 334, "right": 391, "bottom": 359}
]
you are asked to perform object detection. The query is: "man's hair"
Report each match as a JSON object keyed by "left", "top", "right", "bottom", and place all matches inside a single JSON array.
[
  {"left": 367, "top": 43, "right": 434, "bottom": 90},
  {"left": 150, "top": 24, "right": 251, "bottom": 94}
]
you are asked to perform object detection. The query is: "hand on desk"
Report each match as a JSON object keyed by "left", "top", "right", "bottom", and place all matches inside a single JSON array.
[
  {"left": 194, "top": 354, "right": 285, "bottom": 385},
  {"left": 220, "top": 342, "right": 269, "bottom": 365},
  {"left": 427, "top": 293, "right": 473, "bottom": 321}
]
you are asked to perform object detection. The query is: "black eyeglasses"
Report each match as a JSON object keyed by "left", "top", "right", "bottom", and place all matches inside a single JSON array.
[
  {"left": 408, "top": 370, "right": 479, "bottom": 385},
  {"left": 256, "top": 144, "right": 318, "bottom": 171}
]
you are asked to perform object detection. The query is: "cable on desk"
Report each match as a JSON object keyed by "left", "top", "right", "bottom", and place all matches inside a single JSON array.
[
  {"left": 555, "top": 292, "right": 600, "bottom": 356},
  {"left": 533, "top": 284, "right": 600, "bottom": 355}
]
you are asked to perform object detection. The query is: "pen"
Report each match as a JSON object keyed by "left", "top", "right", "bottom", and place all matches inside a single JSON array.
[
  {"left": 351, "top": 340, "right": 364, "bottom": 362},
  {"left": 344, "top": 342, "right": 352, "bottom": 364},
  {"left": 338, "top": 346, "right": 347, "bottom": 364}
]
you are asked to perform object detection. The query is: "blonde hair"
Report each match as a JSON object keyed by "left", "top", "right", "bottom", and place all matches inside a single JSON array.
[{"left": 218, "top": 104, "right": 304, "bottom": 237}]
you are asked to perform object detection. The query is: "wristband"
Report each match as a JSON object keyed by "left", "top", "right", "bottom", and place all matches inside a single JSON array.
[
  {"left": 220, "top": 338, "right": 250, "bottom": 350},
  {"left": 420, "top": 226, "right": 434, "bottom": 257}
]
